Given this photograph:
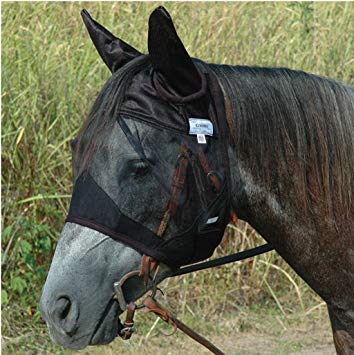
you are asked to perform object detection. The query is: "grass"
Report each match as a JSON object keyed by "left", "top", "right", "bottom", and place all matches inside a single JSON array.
[{"left": 2, "top": 2, "right": 353, "bottom": 354}]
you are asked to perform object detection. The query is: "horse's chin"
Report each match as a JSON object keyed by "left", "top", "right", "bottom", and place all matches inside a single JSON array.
[{"left": 89, "top": 300, "right": 122, "bottom": 346}]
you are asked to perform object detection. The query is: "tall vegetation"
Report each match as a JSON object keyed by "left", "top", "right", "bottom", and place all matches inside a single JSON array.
[{"left": 2, "top": 2, "right": 353, "bottom": 353}]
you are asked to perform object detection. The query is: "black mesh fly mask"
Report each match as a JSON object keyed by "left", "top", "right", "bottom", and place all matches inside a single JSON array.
[{"left": 66, "top": 56, "right": 232, "bottom": 269}]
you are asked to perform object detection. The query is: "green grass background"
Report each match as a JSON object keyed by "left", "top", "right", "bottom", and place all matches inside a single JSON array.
[{"left": 2, "top": 2, "right": 353, "bottom": 354}]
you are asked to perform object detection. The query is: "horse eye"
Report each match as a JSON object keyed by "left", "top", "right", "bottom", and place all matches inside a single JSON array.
[{"left": 130, "top": 160, "right": 150, "bottom": 178}]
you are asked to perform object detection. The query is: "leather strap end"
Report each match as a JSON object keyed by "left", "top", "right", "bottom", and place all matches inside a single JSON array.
[
  {"left": 143, "top": 296, "right": 173, "bottom": 323},
  {"left": 124, "top": 302, "right": 136, "bottom": 326},
  {"left": 139, "top": 255, "right": 158, "bottom": 285}
]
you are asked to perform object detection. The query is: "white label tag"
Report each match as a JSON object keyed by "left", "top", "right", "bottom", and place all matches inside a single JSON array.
[
  {"left": 206, "top": 216, "right": 219, "bottom": 224},
  {"left": 197, "top": 134, "right": 206, "bottom": 144},
  {"left": 189, "top": 118, "right": 213, "bottom": 136}
]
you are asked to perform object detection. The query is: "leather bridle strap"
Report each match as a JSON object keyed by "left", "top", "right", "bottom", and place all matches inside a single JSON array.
[
  {"left": 156, "top": 143, "right": 189, "bottom": 237},
  {"left": 197, "top": 145, "right": 238, "bottom": 224},
  {"left": 143, "top": 296, "right": 225, "bottom": 355},
  {"left": 119, "top": 302, "right": 136, "bottom": 340},
  {"left": 117, "top": 144, "right": 227, "bottom": 353}
]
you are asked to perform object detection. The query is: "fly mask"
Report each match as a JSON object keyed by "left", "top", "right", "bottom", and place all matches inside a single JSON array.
[{"left": 66, "top": 56, "right": 232, "bottom": 269}]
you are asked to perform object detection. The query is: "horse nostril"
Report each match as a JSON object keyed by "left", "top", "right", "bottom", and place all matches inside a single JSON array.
[
  {"left": 52, "top": 296, "right": 79, "bottom": 336},
  {"left": 58, "top": 297, "right": 71, "bottom": 320}
]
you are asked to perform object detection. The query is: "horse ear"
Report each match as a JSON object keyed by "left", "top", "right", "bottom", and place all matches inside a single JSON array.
[
  {"left": 148, "top": 7, "right": 202, "bottom": 96},
  {"left": 81, "top": 9, "right": 141, "bottom": 73}
]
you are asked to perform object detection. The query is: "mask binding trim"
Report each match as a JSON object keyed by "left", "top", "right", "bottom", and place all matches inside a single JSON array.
[{"left": 65, "top": 215, "right": 172, "bottom": 267}]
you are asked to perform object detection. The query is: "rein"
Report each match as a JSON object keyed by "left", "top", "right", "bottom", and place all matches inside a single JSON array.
[{"left": 114, "top": 242, "right": 273, "bottom": 354}]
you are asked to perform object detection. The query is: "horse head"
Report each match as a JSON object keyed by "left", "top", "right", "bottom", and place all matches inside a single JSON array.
[{"left": 39, "top": 7, "right": 231, "bottom": 349}]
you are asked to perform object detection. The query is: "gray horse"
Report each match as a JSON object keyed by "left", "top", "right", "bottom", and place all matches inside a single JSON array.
[{"left": 40, "top": 7, "right": 354, "bottom": 354}]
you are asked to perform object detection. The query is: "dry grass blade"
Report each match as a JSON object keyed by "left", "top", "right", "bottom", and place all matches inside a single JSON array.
[{"left": 259, "top": 260, "right": 305, "bottom": 312}]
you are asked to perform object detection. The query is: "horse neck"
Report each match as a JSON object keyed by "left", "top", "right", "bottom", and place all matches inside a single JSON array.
[
  {"left": 217, "top": 64, "right": 353, "bottom": 289},
  {"left": 223, "top": 92, "right": 322, "bottom": 250},
  {"left": 212, "top": 62, "right": 354, "bottom": 309},
  {"left": 211, "top": 62, "right": 352, "bottom": 231},
  {"left": 227, "top": 146, "right": 298, "bottom": 239}
]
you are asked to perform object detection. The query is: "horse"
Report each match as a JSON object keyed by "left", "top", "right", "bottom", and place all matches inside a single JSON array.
[{"left": 39, "top": 7, "right": 354, "bottom": 354}]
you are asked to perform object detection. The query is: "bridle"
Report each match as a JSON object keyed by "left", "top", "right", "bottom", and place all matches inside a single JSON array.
[
  {"left": 66, "top": 58, "right": 275, "bottom": 353},
  {"left": 112, "top": 138, "right": 274, "bottom": 354},
  {"left": 108, "top": 63, "right": 274, "bottom": 354}
]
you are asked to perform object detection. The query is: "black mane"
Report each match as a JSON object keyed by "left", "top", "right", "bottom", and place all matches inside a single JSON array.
[{"left": 211, "top": 64, "right": 353, "bottom": 215}]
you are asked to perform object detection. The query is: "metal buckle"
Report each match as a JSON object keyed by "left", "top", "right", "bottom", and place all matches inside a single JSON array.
[{"left": 119, "top": 326, "right": 135, "bottom": 340}]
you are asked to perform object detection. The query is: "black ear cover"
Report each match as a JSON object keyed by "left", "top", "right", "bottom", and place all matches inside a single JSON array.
[
  {"left": 148, "top": 6, "right": 201, "bottom": 95},
  {"left": 81, "top": 9, "right": 141, "bottom": 73}
]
